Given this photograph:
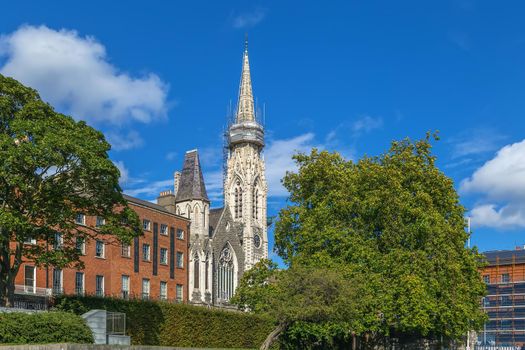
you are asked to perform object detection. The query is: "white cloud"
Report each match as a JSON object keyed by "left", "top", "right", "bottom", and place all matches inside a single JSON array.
[
  {"left": 351, "top": 115, "right": 383, "bottom": 135},
  {"left": 0, "top": 25, "right": 168, "bottom": 126},
  {"left": 232, "top": 8, "right": 267, "bottom": 29},
  {"left": 265, "top": 133, "right": 319, "bottom": 197},
  {"left": 124, "top": 179, "right": 174, "bottom": 198},
  {"left": 113, "top": 161, "right": 130, "bottom": 185},
  {"left": 461, "top": 139, "right": 525, "bottom": 228},
  {"left": 165, "top": 151, "right": 178, "bottom": 161},
  {"left": 449, "top": 129, "right": 506, "bottom": 159},
  {"left": 106, "top": 130, "right": 144, "bottom": 151}
]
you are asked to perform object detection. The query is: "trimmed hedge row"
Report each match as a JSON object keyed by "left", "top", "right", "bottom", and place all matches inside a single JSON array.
[
  {"left": 54, "top": 296, "right": 275, "bottom": 348},
  {"left": 0, "top": 311, "right": 93, "bottom": 344}
]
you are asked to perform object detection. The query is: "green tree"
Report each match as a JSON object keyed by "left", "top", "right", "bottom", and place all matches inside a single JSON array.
[
  {"left": 230, "top": 258, "right": 280, "bottom": 313},
  {"left": 255, "top": 266, "right": 366, "bottom": 350},
  {"left": 274, "top": 134, "right": 486, "bottom": 345},
  {"left": 0, "top": 74, "right": 140, "bottom": 306}
]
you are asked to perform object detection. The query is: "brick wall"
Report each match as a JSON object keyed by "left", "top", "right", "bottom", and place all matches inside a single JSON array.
[{"left": 14, "top": 198, "right": 190, "bottom": 303}]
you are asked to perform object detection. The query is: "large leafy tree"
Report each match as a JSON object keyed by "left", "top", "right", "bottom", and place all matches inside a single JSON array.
[
  {"left": 0, "top": 74, "right": 140, "bottom": 306},
  {"left": 271, "top": 134, "right": 486, "bottom": 345}
]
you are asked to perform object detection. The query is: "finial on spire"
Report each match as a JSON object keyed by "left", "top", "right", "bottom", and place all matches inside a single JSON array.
[{"left": 235, "top": 35, "right": 255, "bottom": 123}]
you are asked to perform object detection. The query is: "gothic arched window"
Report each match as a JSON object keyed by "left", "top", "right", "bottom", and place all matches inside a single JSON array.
[
  {"left": 193, "top": 253, "right": 200, "bottom": 289},
  {"left": 252, "top": 188, "right": 259, "bottom": 220},
  {"left": 217, "top": 245, "right": 235, "bottom": 301},
  {"left": 194, "top": 205, "right": 200, "bottom": 226},
  {"left": 234, "top": 180, "right": 243, "bottom": 219}
]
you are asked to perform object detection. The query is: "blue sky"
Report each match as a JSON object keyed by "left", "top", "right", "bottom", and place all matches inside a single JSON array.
[{"left": 1, "top": 1, "right": 525, "bottom": 260}]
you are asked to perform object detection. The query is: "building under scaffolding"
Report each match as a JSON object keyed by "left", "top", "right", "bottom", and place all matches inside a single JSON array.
[{"left": 479, "top": 248, "right": 525, "bottom": 347}]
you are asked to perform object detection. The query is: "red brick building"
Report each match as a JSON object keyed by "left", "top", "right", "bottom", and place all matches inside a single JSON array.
[{"left": 14, "top": 194, "right": 190, "bottom": 304}]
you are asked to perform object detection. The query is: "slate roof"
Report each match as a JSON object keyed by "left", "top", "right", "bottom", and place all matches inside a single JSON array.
[
  {"left": 123, "top": 194, "right": 188, "bottom": 220},
  {"left": 209, "top": 207, "right": 224, "bottom": 236},
  {"left": 175, "top": 150, "right": 209, "bottom": 203},
  {"left": 483, "top": 249, "right": 525, "bottom": 266}
]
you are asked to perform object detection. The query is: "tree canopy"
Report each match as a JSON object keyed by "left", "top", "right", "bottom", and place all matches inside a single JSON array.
[
  {"left": 234, "top": 134, "right": 486, "bottom": 349},
  {"left": 0, "top": 74, "right": 140, "bottom": 305}
]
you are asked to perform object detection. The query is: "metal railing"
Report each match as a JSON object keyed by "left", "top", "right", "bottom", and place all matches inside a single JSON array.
[{"left": 106, "top": 312, "right": 126, "bottom": 335}]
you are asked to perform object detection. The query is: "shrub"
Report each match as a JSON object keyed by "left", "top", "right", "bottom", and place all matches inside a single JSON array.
[
  {"left": 54, "top": 295, "right": 274, "bottom": 348},
  {"left": 0, "top": 311, "right": 93, "bottom": 344}
]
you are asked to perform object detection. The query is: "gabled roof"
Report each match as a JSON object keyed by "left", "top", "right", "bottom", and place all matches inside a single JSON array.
[
  {"left": 123, "top": 194, "right": 189, "bottom": 220},
  {"left": 209, "top": 207, "right": 225, "bottom": 234},
  {"left": 175, "top": 150, "right": 209, "bottom": 203}
]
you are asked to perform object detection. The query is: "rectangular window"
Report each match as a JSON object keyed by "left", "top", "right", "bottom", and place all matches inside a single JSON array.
[
  {"left": 95, "top": 240, "right": 105, "bottom": 258},
  {"left": 76, "top": 237, "right": 85, "bottom": 255},
  {"left": 143, "top": 219, "right": 151, "bottom": 231},
  {"left": 75, "top": 272, "right": 84, "bottom": 295},
  {"left": 176, "top": 252, "right": 184, "bottom": 268},
  {"left": 121, "top": 275, "right": 130, "bottom": 299},
  {"left": 143, "top": 244, "right": 151, "bottom": 261},
  {"left": 75, "top": 213, "right": 85, "bottom": 225},
  {"left": 160, "top": 224, "right": 168, "bottom": 236},
  {"left": 121, "top": 243, "right": 131, "bottom": 257},
  {"left": 52, "top": 269, "right": 62, "bottom": 295},
  {"left": 160, "top": 248, "right": 168, "bottom": 265},
  {"left": 53, "top": 232, "right": 63, "bottom": 250},
  {"left": 142, "top": 278, "right": 150, "bottom": 300},
  {"left": 483, "top": 275, "right": 490, "bottom": 284},
  {"left": 502, "top": 273, "right": 510, "bottom": 283},
  {"left": 24, "top": 238, "right": 37, "bottom": 245},
  {"left": 96, "top": 216, "right": 105, "bottom": 227},
  {"left": 176, "top": 284, "right": 183, "bottom": 302},
  {"left": 160, "top": 281, "right": 168, "bottom": 300},
  {"left": 176, "top": 229, "right": 184, "bottom": 240},
  {"left": 95, "top": 275, "right": 104, "bottom": 297},
  {"left": 501, "top": 295, "right": 512, "bottom": 306},
  {"left": 24, "top": 266, "right": 36, "bottom": 293}
]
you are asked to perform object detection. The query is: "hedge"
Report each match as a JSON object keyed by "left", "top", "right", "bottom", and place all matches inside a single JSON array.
[
  {"left": 54, "top": 295, "right": 275, "bottom": 348},
  {"left": 0, "top": 311, "right": 93, "bottom": 344}
]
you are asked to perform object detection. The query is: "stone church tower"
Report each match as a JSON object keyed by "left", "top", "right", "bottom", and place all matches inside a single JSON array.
[
  {"left": 157, "top": 39, "right": 267, "bottom": 305},
  {"left": 224, "top": 40, "right": 268, "bottom": 269}
]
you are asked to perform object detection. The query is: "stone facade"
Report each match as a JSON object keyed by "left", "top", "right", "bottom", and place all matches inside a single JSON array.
[{"left": 156, "top": 41, "right": 268, "bottom": 306}]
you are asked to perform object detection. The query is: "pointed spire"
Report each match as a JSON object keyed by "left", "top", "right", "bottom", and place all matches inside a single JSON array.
[
  {"left": 175, "top": 150, "right": 209, "bottom": 203},
  {"left": 235, "top": 36, "right": 255, "bottom": 123}
]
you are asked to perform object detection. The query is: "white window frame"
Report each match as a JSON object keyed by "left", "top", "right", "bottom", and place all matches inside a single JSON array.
[
  {"left": 176, "top": 284, "right": 183, "bottom": 302},
  {"left": 160, "top": 224, "right": 168, "bottom": 236},
  {"left": 95, "top": 240, "right": 105, "bottom": 258},
  {"left": 160, "top": 281, "right": 168, "bottom": 300},
  {"left": 143, "top": 219, "right": 151, "bottom": 231},
  {"left": 75, "top": 213, "right": 86, "bottom": 225},
  {"left": 24, "top": 265, "right": 36, "bottom": 294},
  {"left": 176, "top": 252, "right": 184, "bottom": 268},
  {"left": 76, "top": 237, "right": 86, "bottom": 255},
  {"left": 121, "top": 275, "right": 130, "bottom": 299},
  {"left": 176, "top": 229, "right": 184, "bottom": 240},
  {"left": 52, "top": 268, "right": 63, "bottom": 295},
  {"left": 53, "top": 232, "right": 63, "bottom": 250},
  {"left": 75, "top": 272, "right": 85, "bottom": 295},
  {"left": 143, "top": 244, "right": 151, "bottom": 261},
  {"left": 121, "top": 243, "right": 131, "bottom": 258},
  {"left": 96, "top": 216, "right": 105, "bottom": 227},
  {"left": 95, "top": 275, "right": 104, "bottom": 297},
  {"left": 142, "top": 278, "right": 150, "bottom": 300},
  {"left": 160, "top": 248, "right": 168, "bottom": 265}
]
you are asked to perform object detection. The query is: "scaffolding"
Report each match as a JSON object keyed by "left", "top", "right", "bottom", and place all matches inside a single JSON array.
[{"left": 479, "top": 249, "right": 525, "bottom": 347}]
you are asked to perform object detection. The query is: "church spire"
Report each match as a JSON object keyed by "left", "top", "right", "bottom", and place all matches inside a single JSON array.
[{"left": 235, "top": 36, "right": 255, "bottom": 123}]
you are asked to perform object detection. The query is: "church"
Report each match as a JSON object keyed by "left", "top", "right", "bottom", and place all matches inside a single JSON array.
[{"left": 156, "top": 40, "right": 268, "bottom": 306}]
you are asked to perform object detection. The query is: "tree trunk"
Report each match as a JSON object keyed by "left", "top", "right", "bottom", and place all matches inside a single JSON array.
[{"left": 260, "top": 322, "right": 287, "bottom": 350}]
